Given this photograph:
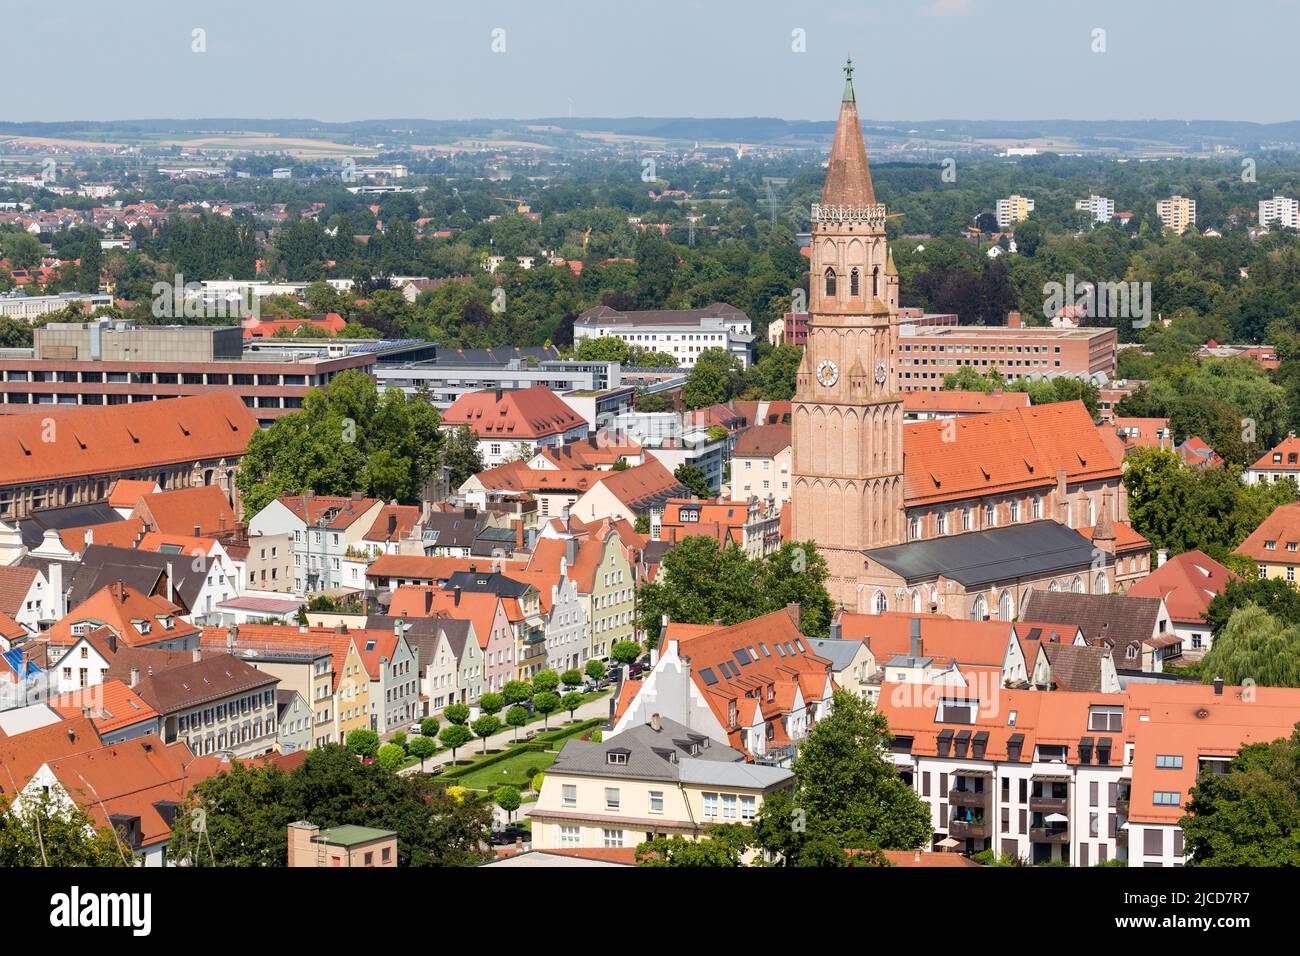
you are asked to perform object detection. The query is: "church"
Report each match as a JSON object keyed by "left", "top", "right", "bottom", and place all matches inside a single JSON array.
[{"left": 790, "top": 62, "right": 1150, "bottom": 619}]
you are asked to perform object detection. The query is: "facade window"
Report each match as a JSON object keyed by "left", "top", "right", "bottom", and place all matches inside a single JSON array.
[
  {"left": 824, "top": 268, "right": 837, "bottom": 298},
  {"left": 936, "top": 511, "right": 946, "bottom": 535},
  {"left": 559, "top": 825, "right": 581, "bottom": 848},
  {"left": 702, "top": 792, "right": 718, "bottom": 819},
  {"left": 649, "top": 791, "right": 664, "bottom": 814},
  {"left": 604, "top": 787, "right": 620, "bottom": 810},
  {"left": 850, "top": 268, "right": 860, "bottom": 297},
  {"left": 1153, "top": 791, "right": 1182, "bottom": 806},
  {"left": 1155, "top": 755, "right": 1183, "bottom": 769},
  {"left": 740, "top": 795, "right": 757, "bottom": 820},
  {"left": 602, "top": 828, "right": 625, "bottom": 848},
  {"left": 962, "top": 507, "right": 972, "bottom": 531},
  {"left": 562, "top": 784, "right": 577, "bottom": 807}
]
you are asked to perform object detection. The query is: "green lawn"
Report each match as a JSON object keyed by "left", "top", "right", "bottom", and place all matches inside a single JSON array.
[{"left": 456, "top": 747, "right": 559, "bottom": 791}]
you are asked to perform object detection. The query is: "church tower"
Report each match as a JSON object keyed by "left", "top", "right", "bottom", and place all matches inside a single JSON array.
[{"left": 791, "top": 59, "right": 905, "bottom": 612}]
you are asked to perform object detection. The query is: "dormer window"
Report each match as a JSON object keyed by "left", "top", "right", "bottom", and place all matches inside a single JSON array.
[
  {"left": 1265, "top": 540, "right": 1277, "bottom": 550},
  {"left": 606, "top": 751, "right": 629, "bottom": 765}
]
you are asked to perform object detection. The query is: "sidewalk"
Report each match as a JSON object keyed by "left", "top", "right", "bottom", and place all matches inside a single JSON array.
[{"left": 398, "top": 693, "right": 612, "bottom": 776}]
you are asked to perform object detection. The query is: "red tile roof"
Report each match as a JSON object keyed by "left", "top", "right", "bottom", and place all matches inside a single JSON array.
[
  {"left": 47, "top": 582, "right": 198, "bottom": 650},
  {"left": 0, "top": 716, "right": 102, "bottom": 797},
  {"left": 442, "top": 385, "right": 587, "bottom": 440},
  {"left": 133, "top": 485, "right": 237, "bottom": 536},
  {"left": 1248, "top": 435, "right": 1300, "bottom": 472},
  {"left": 903, "top": 390, "right": 1031, "bottom": 416},
  {"left": 49, "top": 680, "right": 159, "bottom": 735},
  {"left": 1236, "top": 502, "right": 1300, "bottom": 562},
  {"left": 1126, "top": 550, "right": 1238, "bottom": 625},
  {"left": 0, "top": 565, "right": 38, "bottom": 619},
  {"left": 731, "top": 424, "right": 792, "bottom": 459},
  {"left": 277, "top": 494, "right": 382, "bottom": 529},
  {"left": 903, "top": 402, "right": 1120, "bottom": 507},
  {"left": 0, "top": 393, "right": 256, "bottom": 487}
]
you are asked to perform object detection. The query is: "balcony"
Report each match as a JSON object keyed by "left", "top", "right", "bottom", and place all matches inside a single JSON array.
[
  {"left": 1028, "top": 795, "right": 1069, "bottom": 813},
  {"left": 949, "top": 789, "right": 989, "bottom": 809},
  {"left": 949, "top": 818, "right": 989, "bottom": 839},
  {"left": 1029, "top": 826, "right": 1070, "bottom": 844}
]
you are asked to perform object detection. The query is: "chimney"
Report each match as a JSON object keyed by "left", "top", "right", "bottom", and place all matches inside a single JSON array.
[
  {"left": 226, "top": 623, "right": 238, "bottom": 651},
  {"left": 514, "top": 519, "right": 524, "bottom": 549},
  {"left": 192, "top": 648, "right": 201, "bottom": 662},
  {"left": 1007, "top": 311, "right": 1022, "bottom": 328},
  {"left": 193, "top": 524, "right": 201, "bottom": 537},
  {"left": 334, "top": 622, "right": 348, "bottom": 634},
  {"left": 650, "top": 713, "right": 662, "bottom": 732},
  {"left": 1214, "top": 676, "right": 1224, "bottom": 696},
  {"left": 910, "top": 617, "right": 922, "bottom": 658},
  {"left": 785, "top": 602, "right": 800, "bottom": 629},
  {"left": 1157, "top": 548, "right": 1168, "bottom": 568},
  {"left": 47, "top": 561, "right": 64, "bottom": 619},
  {"left": 129, "top": 666, "right": 140, "bottom": 688},
  {"left": 453, "top": 585, "right": 461, "bottom": 607},
  {"left": 218, "top": 513, "right": 227, "bottom": 533}
]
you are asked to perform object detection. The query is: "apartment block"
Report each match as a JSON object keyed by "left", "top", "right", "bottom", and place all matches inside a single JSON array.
[
  {"left": 1156, "top": 195, "right": 1196, "bottom": 234},
  {"left": 995, "top": 195, "right": 1034, "bottom": 229}
]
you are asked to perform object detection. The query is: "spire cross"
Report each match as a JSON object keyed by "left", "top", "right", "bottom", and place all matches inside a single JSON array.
[{"left": 844, "top": 55, "right": 853, "bottom": 84}]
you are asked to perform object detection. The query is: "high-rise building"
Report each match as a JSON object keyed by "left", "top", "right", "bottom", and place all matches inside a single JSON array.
[
  {"left": 1075, "top": 194, "right": 1115, "bottom": 223},
  {"left": 1156, "top": 195, "right": 1197, "bottom": 234},
  {"left": 995, "top": 195, "right": 1035, "bottom": 229},
  {"left": 791, "top": 59, "right": 905, "bottom": 609},
  {"left": 1259, "top": 195, "right": 1300, "bottom": 230}
]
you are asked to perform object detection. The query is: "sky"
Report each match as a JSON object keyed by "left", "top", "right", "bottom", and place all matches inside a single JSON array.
[{"left": 8, "top": 0, "right": 1298, "bottom": 124}]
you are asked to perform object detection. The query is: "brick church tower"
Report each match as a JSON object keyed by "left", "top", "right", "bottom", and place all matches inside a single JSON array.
[{"left": 791, "top": 59, "right": 904, "bottom": 612}]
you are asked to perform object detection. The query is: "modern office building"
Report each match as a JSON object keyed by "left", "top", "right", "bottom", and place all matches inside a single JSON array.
[
  {"left": 574, "top": 303, "right": 755, "bottom": 369},
  {"left": 897, "top": 316, "right": 1117, "bottom": 391},
  {"left": 0, "top": 291, "right": 114, "bottom": 321},
  {"left": 0, "top": 320, "right": 432, "bottom": 424}
]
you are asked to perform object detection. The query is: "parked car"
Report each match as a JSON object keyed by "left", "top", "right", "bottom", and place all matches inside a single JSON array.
[
  {"left": 408, "top": 723, "right": 423, "bottom": 736},
  {"left": 627, "top": 661, "right": 646, "bottom": 678},
  {"left": 490, "top": 825, "right": 529, "bottom": 846}
]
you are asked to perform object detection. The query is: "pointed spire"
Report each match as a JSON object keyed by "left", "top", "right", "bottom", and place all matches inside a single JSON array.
[
  {"left": 821, "top": 59, "right": 877, "bottom": 207},
  {"left": 885, "top": 249, "right": 898, "bottom": 276}
]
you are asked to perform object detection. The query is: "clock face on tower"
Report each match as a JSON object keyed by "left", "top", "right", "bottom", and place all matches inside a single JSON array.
[
  {"left": 874, "top": 359, "right": 888, "bottom": 385},
  {"left": 816, "top": 359, "right": 839, "bottom": 387}
]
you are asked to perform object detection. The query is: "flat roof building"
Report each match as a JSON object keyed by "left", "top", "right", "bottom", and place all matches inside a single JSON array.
[{"left": 0, "top": 320, "right": 433, "bottom": 425}]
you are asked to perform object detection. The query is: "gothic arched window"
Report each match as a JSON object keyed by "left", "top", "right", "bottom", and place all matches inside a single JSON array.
[
  {"left": 872, "top": 266, "right": 880, "bottom": 297},
  {"left": 850, "top": 268, "right": 860, "bottom": 297},
  {"left": 970, "top": 594, "right": 987, "bottom": 621},
  {"left": 824, "top": 268, "right": 837, "bottom": 298},
  {"left": 873, "top": 590, "right": 888, "bottom": 615},
  {"left": 998, "top": 590, "right": 1013, "bottom": 621}
]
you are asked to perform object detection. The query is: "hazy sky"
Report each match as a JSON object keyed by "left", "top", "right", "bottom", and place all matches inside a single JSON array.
[{"left": 10, "top": 0, "right": 1297, "bottom": 123}]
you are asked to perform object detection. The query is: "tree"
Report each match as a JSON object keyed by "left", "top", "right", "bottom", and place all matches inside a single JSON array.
[
  {"left": 636, "top": 829, "right": 747, "bottom": 867},
  {"left": 377, "top": 743, "right": 405, "bottom": 772},
  {"left": 531, "top": 669, "right": 560, "bottom": 694},
  {"left": 420, "top": 716, "right": 440, "bottom": 738},
  {"left": 611, "top": 641, "right": 642, "bottom": 667},
  {"left": 472, "top": 715, "right": 502, "bottom": 754},
  {"left": 169, "top": 745, "right": 492, "bottom": 866},
  {"left": 235, "top": 369, "right": 444, "bottom": 515},
  {"left": 505, "top": 705, "right": 529, "bottom": 743},
  {"left": 749, "top": 691, "right": 931, "bottom": 865},
  {"left": 532, "top": 691, "right": 561, "bottom": 729},
  {"left": 478, "top": 692, "right": 504, "bottom": 717},
  {"left": 585, "top": 659, "right": 607, "bottom": 683},
  {"left": 1182, "top": 723, "right": 1300, "bottom": 865},
  {"left": 440, "top": 425, "right": 485, "bottom": 489},
  {"left": 0, "top": 795, "right": 131, "bottom": 867},
  {"left": 444, "top": 703, "right": 470, "bottom": 726},
  {"left": 439, "top": 724, "right": 473, "bottom": 763},
  {"left": 560, "top": 668, "right": 584, "bottom": 690},
  {"left": 409, "top": 734, "right": 436, "bottom": 770},
  {"left": 346, "top": 729, "right": 380, "bottom": 759},
  {"left": 682, "top": 349, "right": 744, "bottom": 409},
  {"left": 531, "top": 772, "right": 545, "bottom": 793},
  {"left": 561, "top": 691, "right": 584, "bottom": 719},
  {"left": 1199, "top": 604, "right": 1300, "bottom": 687},
  {"left": 1205, "top": 575, "right": 1300, "bottom": 635},
  {"left": 502, "top": 680, "right": 533, "bottom": 706},
  {"left": 674, "top": 463, "right": 713, "bottom": 498},
  {"left": 636, "top": 536, "right": 835, "bottom": 643},
  {"left": 495, "top": 786, "right": 521, "bottom": 823}
]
